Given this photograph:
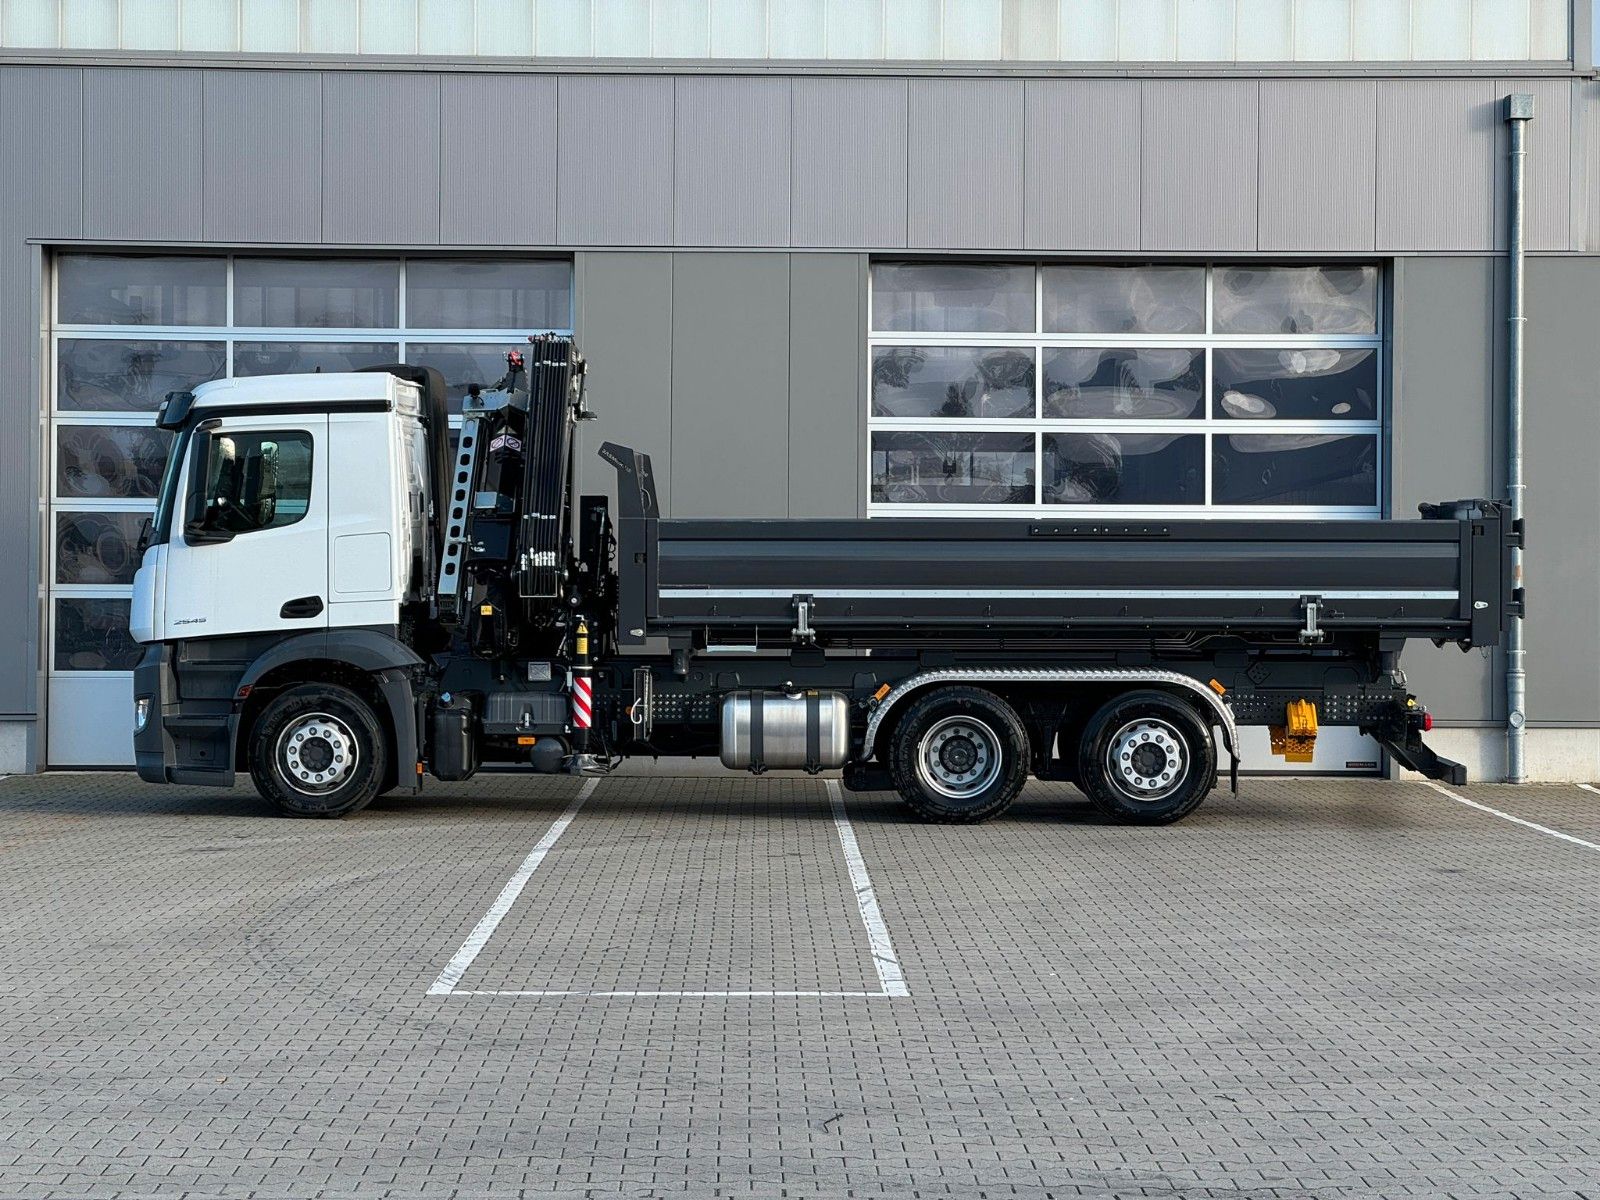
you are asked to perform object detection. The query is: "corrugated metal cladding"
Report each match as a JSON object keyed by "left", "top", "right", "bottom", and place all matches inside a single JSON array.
[{"left": 0, "top": 65, "right": 1589, "bottom": 254}]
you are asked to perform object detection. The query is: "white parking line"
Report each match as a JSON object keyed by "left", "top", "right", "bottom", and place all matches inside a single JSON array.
[
  {"left": 1578, "top": 782, "right": 1600, "bottom": 800},
  {"left": 428, "top": 778, "right": 910, "bottom": 999},
  {"left": 826, "top": 778, "right": 910, "bottom": 997},
  {"left": 426, "top": 778, "right": 600, "bottom": 996},
  {"left": 1422, "top": 779, "right": 1600, "bottom": 852}
]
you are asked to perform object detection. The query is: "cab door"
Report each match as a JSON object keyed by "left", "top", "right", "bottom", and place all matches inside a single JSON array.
[{"left": 159, "top": 415, "right": 329, "bottom": 641}]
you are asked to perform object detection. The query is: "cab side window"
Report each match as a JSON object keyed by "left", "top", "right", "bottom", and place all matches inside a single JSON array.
[{"left": 195, "top": 430, "right": 313, "bottom": 536}]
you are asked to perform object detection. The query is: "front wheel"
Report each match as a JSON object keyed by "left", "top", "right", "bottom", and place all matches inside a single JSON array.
[
  {"left": 1076, "top": 689, "right": 1215, "bottom": 825},
  {"left": 889, "top": 686, "right": 1030, "bottom": 823},
  {"left": 248, "top": 683, "right": 389, "bottom": 818}
]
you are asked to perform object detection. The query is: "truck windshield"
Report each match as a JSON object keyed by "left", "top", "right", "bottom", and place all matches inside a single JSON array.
[{"left": 147, "top": 426, "right": 193, "bottom": 548}]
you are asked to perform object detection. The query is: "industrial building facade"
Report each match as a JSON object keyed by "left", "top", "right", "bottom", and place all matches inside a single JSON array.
[{"left": 1, "top": 0, "right": 1596, "bottom": 778}]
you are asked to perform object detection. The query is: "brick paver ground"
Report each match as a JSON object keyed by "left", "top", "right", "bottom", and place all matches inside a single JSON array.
[{"left": 1, "top": 770, "right": 1598, "bottom": 1198}]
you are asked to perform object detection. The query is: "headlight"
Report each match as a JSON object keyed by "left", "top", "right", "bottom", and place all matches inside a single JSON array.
[{"left": 133, "top": 696, "right": 151, "bottom": 733}]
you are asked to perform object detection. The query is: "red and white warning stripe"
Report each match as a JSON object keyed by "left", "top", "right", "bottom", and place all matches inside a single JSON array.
[{"left": 571, "top": 675, "right": 593, "bottom": 729}]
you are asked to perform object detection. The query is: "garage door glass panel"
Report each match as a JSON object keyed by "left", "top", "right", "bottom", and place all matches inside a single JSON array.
[
  {"left": 55, "top": 512, "right": 149, "bottom": 585},
  {"left": 1214, "top": 348, "right": 1378, "bottom": 421},
  {"left": 233, "top": 342, "right": 399, "bottom": 377},
  {"left": 1041, "top": 264, "right": 1205, "bottom": 334},
  {"left": 1212, "top": 433, "right": 1379, "bottom": 507},
  {"left": 872, "top": 346, "right": 1035, "bottom": 418},
  {"left": 408, "top": 342, "right": 518, "bottom": 413},
  {"left": 57, "top": 254, "right": 227, "bottom": 326},
  {"left": 1042, "top": 347, "right": 1203, "bottom": 419},
  {"left": 233, "top": 258, "right": 401, "bottom": 327},
  {"left": 871, "top": 431, "right": 1034, "bottom": 505},
  {"left": 406, "top": 260, "right": 573, "bottom": 330},
  {"left": 1212, "top": 265, "right": 1379, "bottom": 335},
  {"left": 54, "top": 598, "right": 141, "bottom": 671},
  {"left": 871, "top": 263, "right": 1035, "bottom": 333},
  {"left": 870, "top": 261, "right": 1382, "bottom": 517},
  {"left": 1043, "top": 432, "right": 1204, "bottom": 505},
  {"left": 56, "top": 426, "right": 173, "bottom": 500},
  {"left": 57, "top": 339, "right": 226, "bottom": 411},
  {"left": 45, "top": 251, "right": 573, "bottom": 766}
]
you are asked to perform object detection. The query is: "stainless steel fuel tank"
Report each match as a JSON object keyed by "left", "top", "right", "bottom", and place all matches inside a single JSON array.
[{"left": 720, "top": 690, "right": 850, "bottom": 772}]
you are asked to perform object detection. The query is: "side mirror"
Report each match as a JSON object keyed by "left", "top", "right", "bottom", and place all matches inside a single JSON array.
[{"left": 181, "top": 428, "right": 235, "bottom": 545}]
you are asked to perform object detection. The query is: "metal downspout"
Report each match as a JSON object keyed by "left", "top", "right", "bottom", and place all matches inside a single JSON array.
[{"left": 1504, "top": 93, "right": 1533, "bottom": 784}]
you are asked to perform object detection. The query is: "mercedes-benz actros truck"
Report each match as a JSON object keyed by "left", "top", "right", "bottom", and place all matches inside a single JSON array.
[{"left": 129, "top": 336, "right": 1520, "bottom": 825}]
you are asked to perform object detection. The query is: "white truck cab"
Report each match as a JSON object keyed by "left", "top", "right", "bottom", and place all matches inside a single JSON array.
[{"left": 132, "top": 372, "right": 431, "bottom": 645}]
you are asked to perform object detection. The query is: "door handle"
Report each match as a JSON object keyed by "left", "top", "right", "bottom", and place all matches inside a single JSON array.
[{"left": 280, "top": 596, "right": 324, "bottom": 619}]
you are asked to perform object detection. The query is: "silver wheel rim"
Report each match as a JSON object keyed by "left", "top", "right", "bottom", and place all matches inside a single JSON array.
[
  {"left": 276, "top": 712, "right": 359, "bottom": 795},
  {"left": 916, "top": 715, "right": 1002, "bottom": 800},
  {"left": 1105, "top": 717, "right": 1189, "bottom": 802}
]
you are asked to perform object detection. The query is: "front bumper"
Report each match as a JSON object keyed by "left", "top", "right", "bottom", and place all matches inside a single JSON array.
[{"left": 133, "top": 643, "right": 237, "bottom": 787}]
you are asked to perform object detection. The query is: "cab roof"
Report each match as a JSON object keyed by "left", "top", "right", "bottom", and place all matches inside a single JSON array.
[{"left": 191, "top": 372, "right": 414, "bottom": 408}]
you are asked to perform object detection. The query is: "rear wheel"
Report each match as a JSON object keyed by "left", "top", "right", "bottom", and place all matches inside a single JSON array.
[
  {"left": 248, "top": 683, "right": 389, "bottom": 818},
  {"left": 889, "top": 686, "right": 1030, "bottom": 823},
  {"left": 1076, "top": 689, "right": 1215, "bottom": 825}
]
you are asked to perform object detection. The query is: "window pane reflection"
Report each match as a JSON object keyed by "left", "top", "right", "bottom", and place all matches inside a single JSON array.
[
  {"left": 1042, "top": 264, "right": 1204, "bottom": 334},
  {"left": 871, "top": 263, "right": 1035, "bottom": 333},
  {"left": 1214, "top": 347, "right": 1377, "bottom": 420},
  {"left": 57, "top": 254, "right": 226, "bottom": 326},
  {"left": 405, "top": 260, "right": 573, "bottom": 329},
  {"left": 872, "top": 346, "right": 1034, "bottom": 419},
  {"left": 1042, "top": 347, "right": 1203, "bottom": 419},
  {"left": 407, "top": 342, "right": 519, "bottom": 413},
  {"left": 56, "top": 511, "right": 149, "bottom": 585},
  {"left": 871, "top": 431, "right": 1033, "bottom": 504},
  {"left": 1043, "top": 432, "right": 1203, "bottom": 505},
  {"left": 234, "top": 258, "right": 401, "bottom": 328},
  {"left": 1212, "top": 433, "right": 1378, "bottom": 506},
  {"left": 1213, "top": 265, "right": 1378, "bottom": 335},
  {"left": 56, "top": 426, "right": 174, "bottom": 500},
  {"left": 57, "top": 339, "right": 225, "bottom": 411},
  {"left": 233, "top": 342, "right": 398, "bottom": 377},
  {"left": 54, "top": 598, "right": 141, "bottom": 671}
]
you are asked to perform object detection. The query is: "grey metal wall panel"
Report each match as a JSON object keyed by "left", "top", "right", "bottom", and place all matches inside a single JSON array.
[
  {"left": 556, "top": 75, "right": 673, "bottom": 246},
  {"left": 1376, "top": 79, "right": 1496, "bottom": 252},
  {"left": 1141, "top": 79, "right": 1258, "bottom": 252},
  {"left": 1389, "top": 257, "right": 1499, "bottom": 725},
  {"left": 670, "top": 253, "right": 789, "bottom": 517},
  {"left": 1523, "top": 256, "right": 1600, "bottom": 723},
  {"left": 440, "top": 74, "right": 556, "bottom": 246},
  {"left": 201, "top": 70, "right": 321, "bottom": 244},
  {"left": 907, "top": 78, "right": 1023, "bottom": 250},
  {"left": 1024, "top": 79, "right": 1140, "bottom": 251},
  {"left": 1583, "top": 81, "right": 1600, "bottom": 252},
  {"left": 1, "top": 68, "right": 82, "bottom": 241},
  {"left": 322, "top": 73, "right": 441, "bottom": 244},
  {"left": 1258, "top": 79, "right": 1376, "bottom": 252},
  {"left": 571, "top": 252, "right": 675, "bottom": 515},
  {"left": 788, "top": 254, "right": 864, "bottom": 517},
  {"left": 674, "top": 76, "right": 791, "bottom": 247},
  {"left": 83, "top": 68, "right": 202, "bottom": 241},
  {"left": 791, "top": 77, "right": 907, "bottom": 249},
  {"left": 0, "top": 68, "right": 79, "bottom": 715}
]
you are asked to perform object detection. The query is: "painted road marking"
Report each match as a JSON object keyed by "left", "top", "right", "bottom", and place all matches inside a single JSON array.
[
  {"left": 1577, "top": 782, "right": 1600, "bottom": 800},
  {"left": 429, "top": 778, "right": 910, "bottom": 999},
  {"left": 826, "top": 778, "right": 910, "bottom": 998},
  {"left": 1422, "top": 780, "right": 1600, "bottom": 853},
  {"left": 427, "top": 778, "right": 600, "bottom": 996}
]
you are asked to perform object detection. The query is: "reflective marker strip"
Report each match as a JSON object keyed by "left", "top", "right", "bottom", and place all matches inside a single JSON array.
[
  {"left": 571, "top": 675, "right": 592, "bottom": 729},
  {"left": 659, "top": 587, "right": 1459, "bottom": 602}
]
